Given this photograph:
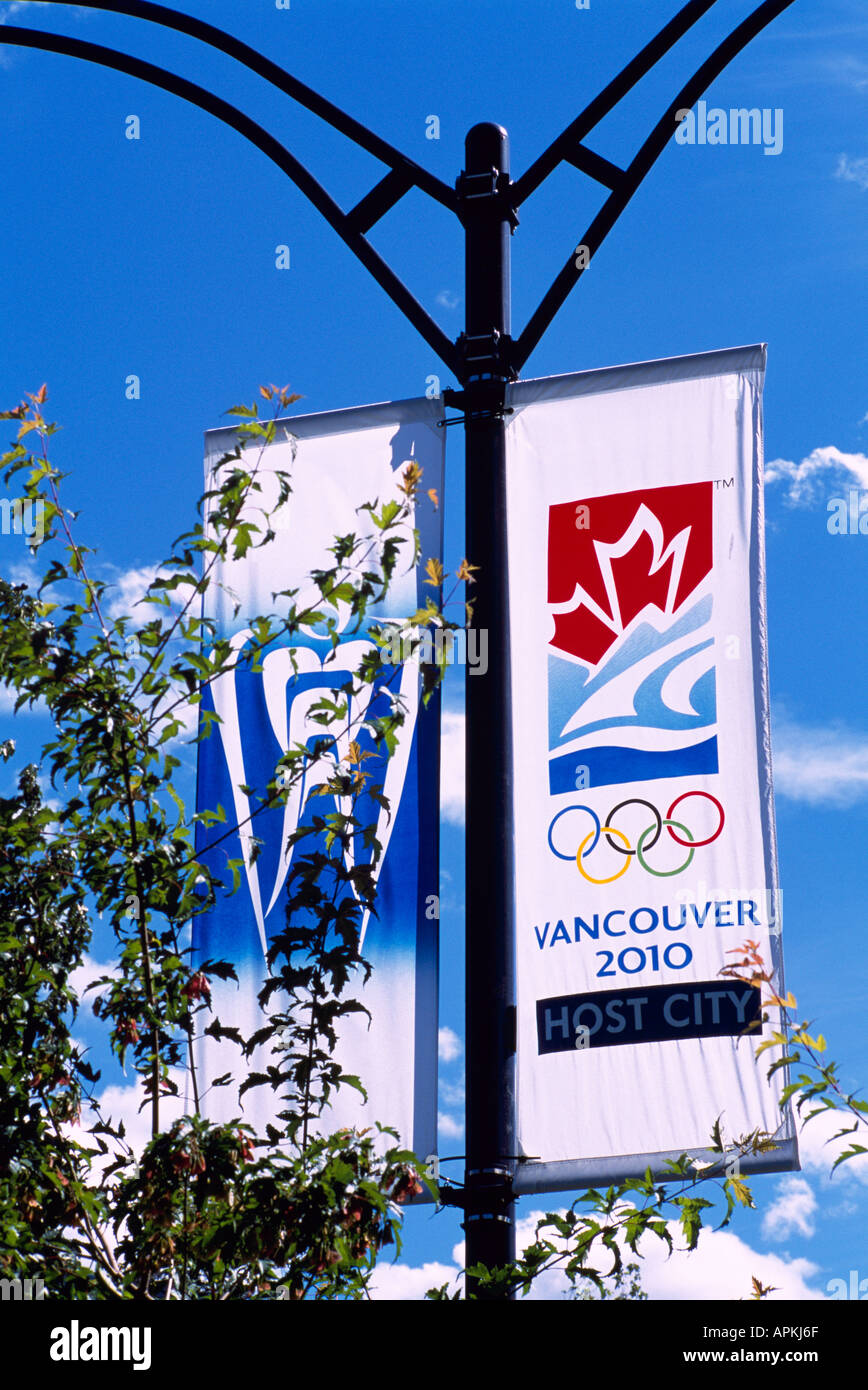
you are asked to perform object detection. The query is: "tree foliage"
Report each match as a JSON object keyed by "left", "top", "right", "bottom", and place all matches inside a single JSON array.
[
  {"left": 0, "top": 386, "right": 864, "bottom": 1302},
  {"left": 0, "top": 385, "right": 447, "bottom": 1299}
]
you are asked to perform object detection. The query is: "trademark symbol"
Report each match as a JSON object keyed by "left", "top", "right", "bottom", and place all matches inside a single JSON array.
[{"left": 714, "top": 477, "right": 735, "bottom": 490}]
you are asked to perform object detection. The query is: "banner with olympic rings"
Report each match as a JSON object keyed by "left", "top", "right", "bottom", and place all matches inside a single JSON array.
[{"left": 504, "top": 347, "right": 797, "bottom": 1194}]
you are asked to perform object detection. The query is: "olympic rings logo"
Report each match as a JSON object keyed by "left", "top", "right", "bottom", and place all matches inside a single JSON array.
[{"left": 547, "top": 792, "right": 725, "bottom": 883}]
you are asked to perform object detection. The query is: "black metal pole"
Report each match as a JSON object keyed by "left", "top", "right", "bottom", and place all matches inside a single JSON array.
[{"left": 460, "top": 122, "right": 517, "bottom": 1299}]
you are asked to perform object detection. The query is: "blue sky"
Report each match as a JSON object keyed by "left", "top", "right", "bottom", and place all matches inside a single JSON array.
[{"left": 1, "top": 0, "right": 867, "bottom": 1299}]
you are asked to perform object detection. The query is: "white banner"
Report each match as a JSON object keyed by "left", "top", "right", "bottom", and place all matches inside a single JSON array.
[
  {"left": 194, "top": 396, "right": 444, "bottom": 1159},
  {"left": 505, "top": 347, "right": 797, "bottom": 1194}
]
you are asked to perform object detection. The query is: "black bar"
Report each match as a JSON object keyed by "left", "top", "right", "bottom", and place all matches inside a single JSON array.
[
  {"left": 563, "top": 143, "right": 625, "bottom": 191},
  {"left": 1, "top": 26, "right": 461, "bottom": 376},
  {"left": 18, "top": 0, "right": 457, "bottom": 212},
  {"left": 346, "top": 168, "right": 412, "bottom": 235},
  {"left": 536, "top": 981, "right": 762, "bottom": 1054},
  {"left": 461, "top": 122, "right": 517, "bottom": 1300},
  {"left": 6, "top": 1299, "right": 861, "bottom": 1371}
]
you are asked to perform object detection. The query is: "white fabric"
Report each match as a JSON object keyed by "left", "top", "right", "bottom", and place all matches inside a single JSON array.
[{"left": 505, "top": 348, "right": 795, "bottom": 1186}]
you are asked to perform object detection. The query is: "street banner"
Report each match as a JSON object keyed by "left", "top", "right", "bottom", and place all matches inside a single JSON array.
[
  {"left": 505, "top": 346, "right": 797, "bottom": 1194},
  {"left": 193, "top": 397, "right": 443, "bottom": 1160}
]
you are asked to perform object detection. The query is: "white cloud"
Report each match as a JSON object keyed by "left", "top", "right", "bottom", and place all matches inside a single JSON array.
[
  {"left": 762, "top": 1176, "right": 817, "bottom": 1240},
  {"left": 57, "top": 1067, "right": 190, "bottom": 1285},
  {"left": 772, "top": 713, "right": 868, "bottom": 806},
  {"left": 0, "top": 2, "right": 36, "bottom": 21},
  {"left": 435, "top": 290, "right": 460, "bottom": 311},
  {"left": 636, "top": 1222, "right": 822, "bottom": 1301},
  {"left": 0, "top": 559, "right": 50, "bottom": 717},
  {"left": 829, "top": 56, "right": 868, "bottom": 92},
  {"left": 371, "top": 1208, "right": 825, "bottom": 1300},
  {"left": 35, "top": 771, "right": 61, "bottom": 813},
  {"left": 0, "top": 4, "right": 89, "bottom": 67},
  {"left": 793, "top": 1103, "right": 868, "bottom": 1187},
  {"left": 765, "top": 445, "right": 868, "bottom": 506},
  {"left": 370, "top": 1258, "right": 460, "bottom": 1299},
  {"left": 100, "top": 565, "right": 201, "bottom": 750},
  {"left": 439, "top": 1077, "right": 464, "bottom": 1109},
  {"left": 2, "top": 556, "right": 41, "bottom": 587},
  {"left": 90, "top": 1072, "right": 189, "bottom": 1159},
  {"left": 507, "top": 1210, "right": 823, "bottom": 1301},
  {"left": 438, "top": 1028, "right": 464, "bottom": 1140},
  {"left": 68, "top": 955, "right": 120, "bottom": 1012},
  {"left": 102, "top": 563, "right": 197, "bottom": 623},
  {"left": 103, "top": 564, "right": 161, "bottom": 622},
  {"left": 0, "top": 683, "right": 20, "bottom": 715},
  {"left": 437, "top": 1111, "right": 463, "bottom": 1141},
  {"left": 835, "top": 153, "right": 868, "bottom": 191},
  {"left": 0, "top": 554, "right": 199, "bottom": 739},
  {"left": 92, "top": 563, "right": 201, "bottom": 748},
  {"left": 152, "top": 689, "right": 199, "bottom": 752},
  {"left": 438, "top": 1026, "right": 462, "bottom": 1064},
  {"left": 440, "top": 710, "right": 464, "bottom": 825},
  {"left": 0, "top": 2, "right": 86, "bottom": 20},
  {"left": 66, "top": 1067, "right": 190, "bottom": 1191},
  {"left": 370, "top": 1234, "right": 467, "bottom": 1300},
  {"left": 0, "top": 680, "right": 46, "bottom": 718}
]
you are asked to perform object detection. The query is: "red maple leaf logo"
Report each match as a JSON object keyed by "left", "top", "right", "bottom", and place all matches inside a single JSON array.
[{"left": 548, "top": 482, "right": 713, "bottom": 666}]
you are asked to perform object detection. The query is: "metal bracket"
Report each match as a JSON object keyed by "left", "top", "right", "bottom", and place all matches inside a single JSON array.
[
  {"left": 434, "top": 1181, "right": 469, "bottom": 1211},
  {"left": 462, "top": 1165, "right": 517, "bottom": 1228},
  {"left": 458, "top": 328, "right": 517, "bottom": 381},
  {"left": 455, "top": 167, "right": 520, "bottom": 229},
  {"left": 439, "top": 382, "right": 514, "bottom": 428},
  {"left": 450, "top": 330, "right": 517, "bottom": 417},
  {"left": 432, "top": 1166, "right": 518, "bottom": 1218}
]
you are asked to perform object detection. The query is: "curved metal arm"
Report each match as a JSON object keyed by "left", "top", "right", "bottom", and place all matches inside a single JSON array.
[
  {"left": 512, "top": 0, "right": 799, "bottom": 371},
  {"left": 15, "top": 0, "right": 456, "bottom": 214},
  {"left": 7, "top": 0, "right": 801, "bottom": 379},
  {"left": 1, "top": 26, "right": 461, "bottom": 376}
]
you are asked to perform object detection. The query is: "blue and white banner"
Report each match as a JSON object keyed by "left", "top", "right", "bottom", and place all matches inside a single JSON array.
[
  {"left": 193, "top": 397, "right": 443, "bottom": 1158},
  {"left": 505, "top": 347, "right": 797, "bottom": 1193}
]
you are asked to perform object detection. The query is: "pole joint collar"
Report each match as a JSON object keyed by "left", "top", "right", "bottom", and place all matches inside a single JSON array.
[
  {"left": 455, "top": 168, "right": 519, "bottom": 228},
  {"left": 455, "top": 329, "right": 517, "bottom": 397}
]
